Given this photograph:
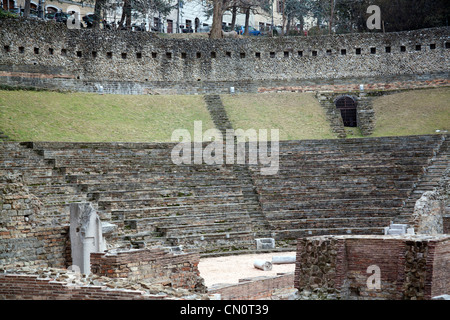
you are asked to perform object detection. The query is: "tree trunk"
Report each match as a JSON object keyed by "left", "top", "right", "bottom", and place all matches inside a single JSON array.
[
  {"left": 286, "top": 16, "right": 291, "bottom": 35},
  {"left": 126, "top": 11, "right": 132, "bottom": 29},
  {"left": 329, "top": 0, "right": 334, "bottom": 35},
  {"left": 281, "top": 0, "right": 286, "bottom": 36},
  {"left": 23, "top": 0, "right": 30, "bottom": 18},
  {"left": 244, "top": 8, "right": 250, "bottom": 36},
  {"left": 93, "top": 0, "right": 104, "bottom": 30},
  {"left": 118, "top": 0, "right": 132, "bottom": 30},
  {"left": 210, "top": 0, "right": 224, "bottom": 39},
  {"left": 230, "top": 6, "right": 237, "bottom": 30}
]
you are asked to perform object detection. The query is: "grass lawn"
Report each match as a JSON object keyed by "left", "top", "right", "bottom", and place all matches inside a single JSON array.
[
  {"left": 370, "top": 87, "right": 450, "bottom": 137},
  {"left": 221, "top": 92, "right": 335, "bottom": 141},
  {"left": 0, "top": 87, "right": 448, "bottom": 143},
  {"left": 0, "top": 90, "right": 214, "bottom": 142}
]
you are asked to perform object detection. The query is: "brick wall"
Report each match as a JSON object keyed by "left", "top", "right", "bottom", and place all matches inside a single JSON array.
[
  {"left": 0, "top": 273, "right": 166, "bottom": 300},
  {"left": 208, "top": 273, "right": 295, "bottom": 300},
  {"left": 294, "top": 235, "right": 450, "bottom": 300},
  {"left": 429, "top": 239, "right": 450, "bottom": 298},
  {"left": 90, "top": 248, "right": 206, "bottom": 292}
]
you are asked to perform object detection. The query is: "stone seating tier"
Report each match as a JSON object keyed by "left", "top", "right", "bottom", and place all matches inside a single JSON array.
[{"left": 1, "top": 134, "right": 446, "bottom": 260}]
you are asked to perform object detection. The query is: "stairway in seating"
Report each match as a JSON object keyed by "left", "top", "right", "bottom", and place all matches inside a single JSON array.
[
  {"left": 394, "top": 135, "right": 449, "bottom": 224},
  {"left": 203, "top": 94, "right": 234, "bottom": 135},
  {"left": 203, "top": 94, "right": 271, "bottom": 240}
]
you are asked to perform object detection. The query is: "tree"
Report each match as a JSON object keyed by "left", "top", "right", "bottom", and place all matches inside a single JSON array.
[
  {"left": 93, "top": 0, "right": 108, "bottom": 29},
  {"left": 118, "top": 0, "right": 132, "bottom": 29},
  {"left": 209, "top": 0, "right": 236, "bottom": 38},
  {"left": 238, "top": 0, "right": 271, "bottom": 35},
  {"left": 283, "top": 0, "right": 311, "bottom": 35},
  {"left": 88, "top": 0, "right": 175, "bottom": 30},
  {"left": 23, "top": 0, "right": 31, "bottom": 18},
  {"left": 207, "top": 0, "right": 271, "bottom": 38}
]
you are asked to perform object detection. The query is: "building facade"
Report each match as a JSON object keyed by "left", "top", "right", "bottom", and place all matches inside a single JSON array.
[{"left": 2, "top": 0, "right": 285, "bottom": 33}]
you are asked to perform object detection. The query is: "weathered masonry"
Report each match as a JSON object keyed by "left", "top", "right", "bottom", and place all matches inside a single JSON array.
[
  {"left": 294, "top": 234, "right": 450, "bottom": 300},
  {"left": 0, "top": 18, "right": 449, "bottom": 94}
]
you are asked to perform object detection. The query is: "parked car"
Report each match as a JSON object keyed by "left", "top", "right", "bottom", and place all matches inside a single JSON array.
[
  {"left": 197, "top": 25, "right": 210, "bottom": 33},
  {"left": 45, "top": 12, "right": 56, "bottom": 20},
  {"left": 46, "top": 12, "right": 70, "bottom": 23},
  {"left": 181, "top": 26, "right": 193, "bottom": 33},
  {"left": 82, "top": 14, "right": 95, "bottom": 28},
  {"left": 237, "top": 25, "right": 261, "bottom": 36}
]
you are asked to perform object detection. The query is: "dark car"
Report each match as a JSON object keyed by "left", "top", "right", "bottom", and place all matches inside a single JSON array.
[
  {"left": 45, "top": 12, "right": 56, "bottom": 20},
  {"left": 181, "top": 26, "right": 193, "bottom": 33},
  {"left": 48, "top": 12, "right": 70, "bottom": 23},
  {"left": 82, "top": 14, "right": 95, "bottom": 28}
]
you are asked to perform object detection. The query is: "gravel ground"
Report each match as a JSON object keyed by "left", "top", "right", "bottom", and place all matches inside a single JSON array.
[{"left": 198, "top": 252, "right": 296, "bottom": 288}]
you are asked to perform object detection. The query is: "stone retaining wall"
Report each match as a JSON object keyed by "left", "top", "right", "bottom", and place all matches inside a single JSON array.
[{"left": 0, "top": 18, "right": 448, "bottom": 94}]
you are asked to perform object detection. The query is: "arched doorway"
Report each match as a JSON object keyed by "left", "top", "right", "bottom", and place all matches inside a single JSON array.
[{"left": 335, "top": 95, "right": 357, "bottom": 127}]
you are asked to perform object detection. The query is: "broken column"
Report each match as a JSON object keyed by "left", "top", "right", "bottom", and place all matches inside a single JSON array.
[
  {"left": 272, "top": 256, "right": 296, "bottom": 264},
  {"left": 253, "top": 260, "right": 272, "bottom": 271},
  {"left": 70, "top": 202, "right": 106, "bottom": 275}
]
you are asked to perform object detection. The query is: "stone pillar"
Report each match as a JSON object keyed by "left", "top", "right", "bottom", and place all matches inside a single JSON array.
[{"left": 70, "top": 202, "right": 106, "bottom": 274}]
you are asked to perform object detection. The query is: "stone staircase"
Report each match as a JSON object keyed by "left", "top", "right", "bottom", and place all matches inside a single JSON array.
[
  {"left": 203, "top": 94, "right": 234, "bottom": 135},
  {"left": 394, "top": 135, "right": 449, "bottom": 224}
]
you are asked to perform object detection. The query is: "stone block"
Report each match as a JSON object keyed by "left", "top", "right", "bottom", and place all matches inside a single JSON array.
[{"left": 255, "top": 238, "right": 275, "bottom": 250}]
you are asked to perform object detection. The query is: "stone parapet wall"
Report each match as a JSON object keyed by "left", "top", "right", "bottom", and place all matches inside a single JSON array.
[
  {"left": 0, "top": 18, "right": 448, "bottom": 94},
  {"left": 294, "top": 234, "right": 450, "bottom": 300}
]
